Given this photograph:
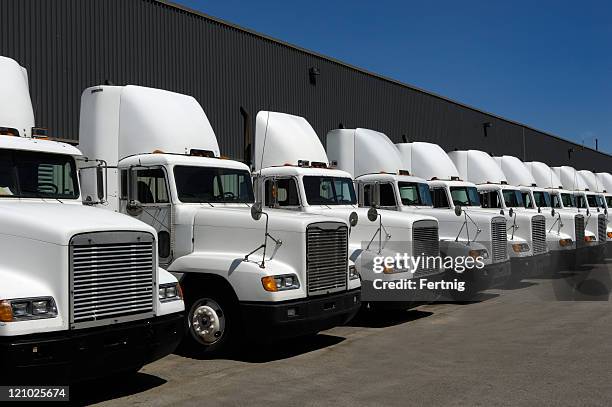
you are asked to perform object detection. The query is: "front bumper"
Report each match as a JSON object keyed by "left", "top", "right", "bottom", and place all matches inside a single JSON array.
[
  {"left": 240, "top": 288, "right": 361, "bottom": 341},
  {"left": 511, "top": 252, "right": 551, "bottom": 279},
  {"left": 0, "top": 313, "right": 184, "bottom": 384}
]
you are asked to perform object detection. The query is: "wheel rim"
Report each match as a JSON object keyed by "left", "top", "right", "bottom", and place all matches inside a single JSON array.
[{"left": 189, "top": 298, "right": 226, "bottom": 345}]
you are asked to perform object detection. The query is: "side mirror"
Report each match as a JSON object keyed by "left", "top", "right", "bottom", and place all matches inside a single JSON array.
[
  {"left": 454, "top": 205, "right": 462, "bottom": 216},
  {"left": 537, "top": 206, "right": 541, "bottom": 213},
  {"left": 372, "top": 182, "right": 381, "bottom": 208},
  {"left": 126, "top": 200, "right": 143, "bottom": 216},
  {"left": 551, "top": 208, "right": 556, "bottom": 217},
  {"left": 251, "top": 202, "right": 263, "bottom": 221},
  {"left": 367, "top": 207, "right": 378, "bottom": 222},
  {"left": 500, "top": 209, "right": 505, "bottom": 215},
  {"left": 349, "top": 211, "right": 359, "bottom": 227},
  {"left": 605, "top": 208, "right": 608, "bottom": 215},
  {"left": 509, "top": 208, "right": 514, "bottom": 217}
]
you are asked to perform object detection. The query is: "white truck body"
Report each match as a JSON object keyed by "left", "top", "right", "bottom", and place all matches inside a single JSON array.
[
  {"left": 78, "top": 86, "right": 360, "bottom": 352},
  {"left": 553, "top": 166, "right": 607, "bottom": 250},
  {"left": 395, "top": 142, "right": 544, "bottom": 278},
  {"left": 327, "top": 129, "right": 511, "bottom": 291},
  {"left": 252, "top": 111, "right": 443, "bottom": 304},
  {"left": 446, "top": 149, "right": 551, "bottom": 277},
  {"left": 0, "top": 57, "right": 184, "bottom": 383},
  {"left": 493, "top": 155, "right": 578, "bottom": 254}
]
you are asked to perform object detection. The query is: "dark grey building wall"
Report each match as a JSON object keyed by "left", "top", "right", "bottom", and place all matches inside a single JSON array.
[{"left": 1, "top": 0, "right": 610, "bottom": 171}]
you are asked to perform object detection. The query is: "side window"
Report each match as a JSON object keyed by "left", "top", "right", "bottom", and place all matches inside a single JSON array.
[
  {"left": 522, "top": 192, "right": 533, "bottom": 208},
  {"left": 136, "top": 168, "right": 169, "bottom": 204},
  {"left": 120, "top": 169, "right": 128, "bottom": 199},
  {"left": 265, "top": 178, "right": 300, "bottom": 207},
  {"left": 480, "top": 191, "right": 500, "bottom": 208},
  {"left": 431, "top": 188, "right": 449, "bottom": 208},
  {"left": 363, "top": 184, "right": 372, "bottom": 207},
  {"left": 552, "top": 194, "right": 561, "bottom": 208},
  {"left": 379, "top": 183, "right": 396, "bottom": 206}
]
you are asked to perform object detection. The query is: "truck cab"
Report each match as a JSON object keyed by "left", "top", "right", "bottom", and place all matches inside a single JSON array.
[
  {"left": 326, "top": 129, "right": 511, "bottom": 295},
  {"left": 553, "top": 165, "right": 606, "bottom": 262},
  {"left": 579, "top": 170, "right": 611, "bottom": 248},
  {"left": 494, "top": 155, "right": 580, "bottom": 270},
  {"left": 447, "top": 150, "right": 551, "bottom": 279},
  {"left": 78, "top": 85, "right": 360, "bottom": 355},
  {"left": 0, "top": 57, "right": 184, "bottom": 383},
  {"left": 252, "top": 111, "right": 443, "bottom": 306}
]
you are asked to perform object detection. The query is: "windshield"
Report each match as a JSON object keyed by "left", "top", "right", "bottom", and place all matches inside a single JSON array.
[
  {"left": 502, "top": 189, "right": 524, "bottom": 208},
  {"left": 173, "top": 166, "right": 254, "bottom": 203},
  {"left": 561, "top": 193, "right": 575, "bottom": 207},
  {"left": 450, "top": 186, "right": 480, "bottom": 206},
  {"left": 586, "top": 194, "right": 598, "bottom": 208},
  {"left": 533, "top": 191, "right": 552, "bottom": 208},
  {"left": 303, "top": 176, "right": 356, "bottom": 205},
  {"left": 0, "top": 149, "right": 79, "bottom": 199},
  {"left": 398, "top": 182, "right": 433, "bottom": 206}
]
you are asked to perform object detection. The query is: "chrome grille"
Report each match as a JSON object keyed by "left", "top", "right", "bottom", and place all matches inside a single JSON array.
[
  {"left": 575, "top": 215, "right": 585, "bottom": 248},
  {"left": 70, "top": 231, "right": 155, "bottom": 328},
  {"left": 412, "top": 221, "right": 440, "bottom": 277},
  {"left": 491, "top": 217, "right": 508, "bottom": 262},
  {"left": 531, "top": 215, "right": 547, "bottom": 255},
  {"left": 598, "top": 214, "right": 606, "bottom": 243},
  {"left": 306, "top": 223, "right": 348, "bottom": 295}
]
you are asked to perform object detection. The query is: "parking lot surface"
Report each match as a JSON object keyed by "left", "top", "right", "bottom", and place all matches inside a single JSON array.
[{"left": 75, "top": 259, "right": 612, "bottom": 406}]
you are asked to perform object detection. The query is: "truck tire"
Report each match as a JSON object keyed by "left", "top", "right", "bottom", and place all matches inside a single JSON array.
[{"left": 181, "top": 284, "right": 241, "bottom": 357}]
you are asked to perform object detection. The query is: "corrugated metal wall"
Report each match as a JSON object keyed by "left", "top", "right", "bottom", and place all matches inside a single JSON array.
[{"left": 1, "top": 0, "right": 610, "bottom": 171}]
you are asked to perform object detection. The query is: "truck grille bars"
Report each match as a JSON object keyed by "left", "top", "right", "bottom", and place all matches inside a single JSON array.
[
  {"left": 412, "top": 221, "right": 440, "bottom": 277},
  {"left": 575, "top": 215, "right": 585, "bottom": 248},
  {"left": 70, "top": 231, "right": 156, "bottom": 328},
  {"left": 491, "top": 217, "right": 508, "bottom": 262},
  {"left": 598, "top": 214, "right": 606, "bottom": 243},
  {"left": 531, "top": 216, "right": 547, "bottom": 255},
  {"left": 306, "top": 223, "right": 349, "bottom": 295}
]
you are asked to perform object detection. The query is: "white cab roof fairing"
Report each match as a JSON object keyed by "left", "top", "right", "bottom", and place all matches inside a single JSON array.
[
  {"left": 524, "top": 161, "right": 563, "bottom": 189},
  {"left": 447, "top": 150, "right": 507, "bottom": 185},
  {"left": 596, "top": 172, "right": 612, "bottom": 193},
  {"left": 396, "top": 142, "right": 461, "bottom": 181},
  {"left": 552, "top": 166, "right": 589, "bottom": 191},
  {"left": 119, "top": 153, "right": 251, "bottom": 172},
  {"left": 254, "top": 111, "right": 328, "bottom": 171},
  {"left": 0, "top": 56, "right": 35, "bottom": 138},
  {"left": 578, "top": 170, "right": 603, "bottom": 192},
  {"left": 78, "top": 85, "right": 219, "bottom": 167},
  {"left": 326, "top": 128, "right": 404, "bottom": 178},
  {"left": 0, "top": 134, "right": 82, "bottom": 156},
  {"left": 494, "top": 155, "right": 537, "bottom": 187},
  {"left": 258, "top": 165, "right": 351, "bottom": 178}
]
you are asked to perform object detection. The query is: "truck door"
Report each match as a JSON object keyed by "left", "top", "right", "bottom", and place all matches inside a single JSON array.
[{"left": 123, "top": 166, "right": 173, "bottom": 266}]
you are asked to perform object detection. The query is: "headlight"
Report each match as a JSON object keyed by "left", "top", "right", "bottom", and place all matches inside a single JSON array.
[
  {"left": 468, "top": 249, "right": 489, "bottom": 259},
  {"left": 559, "top": 238, "right": 573, "bottom": 247},
  {"left": 349, "top": 265, "right": 360, "bottom": 280},
  {"left": 159, "top": 283, "right": 183, "bottom": 302},
  {"left": 0, "top": 297, "right": 57, "bottom": 322},
  {"left": 262, "top": 274, "right": 300, "bottom": 292},
  {"left": 584, "top": 235, "right": 596, "bottom": 243},
  {"left": 512, "top": 243, "right": 530, "bottom": 253}
]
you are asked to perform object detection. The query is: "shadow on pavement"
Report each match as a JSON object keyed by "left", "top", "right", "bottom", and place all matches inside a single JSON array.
[
  {"left": 70, "top": 372, "right": 166, "bottom": 406},
  {"left": 232, "top": 333, "right": 346, "bottom": 363},
  {"left": 347, "top": 308, "right": 433, "bottom": 328}
]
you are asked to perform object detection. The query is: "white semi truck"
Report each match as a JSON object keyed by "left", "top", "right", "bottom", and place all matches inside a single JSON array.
[
  {"left": 578, "top": 169, "right": 611, "bottom": 253},
  {"left": 0, "top": 57, "right": 184, "bottom": 383},
  {"left": 325, "top": 129, "right": 511, "bottom": 296},
  {"left": 78, "top": 85, "right": 360, "bottom": 355},
  {"left": 446, "top": 150, "right": 551, "bottom": 278},
  {"left": 251, "top": 112, "right": 443, "bottom": 305},
  {"left": 595, "top": 171, "right": 612, "bottom": 256},
  {"left": 394, "top": 142, "right": 545, "bottom": 282},
  {"left": 553, "top": 166, "right": 606, "bottom": 262},
  {"left": 494, "top": 155, "right": 580, "bottom": 270},
  {"left": 525, "top": 161, "right": 596, "bottom": 263}
]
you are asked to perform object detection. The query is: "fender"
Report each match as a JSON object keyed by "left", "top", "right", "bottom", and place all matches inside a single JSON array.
[{"left": 168, "top": 252, "right": 305, "bottom": 302}]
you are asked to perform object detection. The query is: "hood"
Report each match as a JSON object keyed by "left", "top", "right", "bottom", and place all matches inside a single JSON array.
[
  {"left": 0, "top": 201, "right": 156, "bottom": 245},
  {"left": 192, "top": 206, "right": 348, "bottom": 233}
]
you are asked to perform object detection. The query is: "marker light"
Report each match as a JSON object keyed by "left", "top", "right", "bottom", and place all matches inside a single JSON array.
[
  {"left": 584, "top": 236, "right": 596, "bottom": 243},
  {"left": 559, "top": 239, "right": 573, "bottom": 247}
]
